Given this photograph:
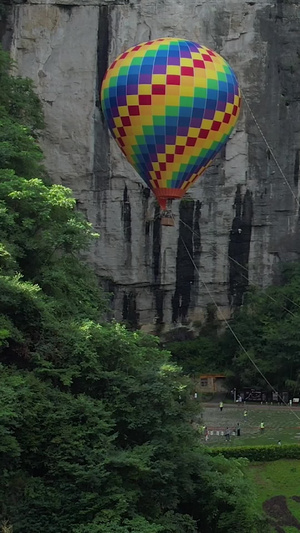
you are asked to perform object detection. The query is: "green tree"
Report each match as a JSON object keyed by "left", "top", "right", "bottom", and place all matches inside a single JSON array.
[
  {"left": 0, "top": 47, "right": 43, "bottom": 131},
  {"left": 0, "top": 47, "right": 44, "bottom": 179},
  {"left": 0, "top": 45, "right": 262, "bottom": 533},
  {"left": 0, "top": 169, "right": 101, "bottom": 318},
  {"left": 220, "top": 264, "right": 300, "bottom": 393},
  {"left": 167, "top": 336, "right": 224, "bottom": 375}
]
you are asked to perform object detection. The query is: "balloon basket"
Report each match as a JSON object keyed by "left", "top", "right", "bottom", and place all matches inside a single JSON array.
[
  {"left": 160, "top": 210, "right": 174, "bottom": 226},
  {"left": 161, "top": 217, "right": 174, "bottom": 226}
]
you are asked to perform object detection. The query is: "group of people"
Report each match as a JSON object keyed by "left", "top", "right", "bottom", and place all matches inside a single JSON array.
[
  {"left": 197, "top": 400, "right": 286, "bottom": 445},
  {"left": 218, "top": 402, "right": 265, "bottom": 441},
  {"left": 224, "top": 423, "right": 241, "bottom": 441}
]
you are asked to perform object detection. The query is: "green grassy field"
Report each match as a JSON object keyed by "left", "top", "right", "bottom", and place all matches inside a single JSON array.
[
  {"left": 201, "top": 405, "right": 300, "bottom": 531},
  {"left": 201, "top": 404, "right": 300, "bottom": 446},
  {"left": 248, "top": 459, "right": 300, "bottom": 533}
]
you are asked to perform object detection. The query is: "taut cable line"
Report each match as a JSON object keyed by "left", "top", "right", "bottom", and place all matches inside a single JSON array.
[
  {"left": 179, "top": 216, "right": 299, "bottom": 318},
  {"left": 173, "top": 214, "right": 300, "bottom": 422}
]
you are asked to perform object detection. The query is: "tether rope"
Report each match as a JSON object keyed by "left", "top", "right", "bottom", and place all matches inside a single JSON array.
[
  {"left": 173, "top": 214, "right": 300, "bottom": 422},
  {"left": 179, "top": 216, "right": 299, "bottom": 318},
  {"left": 241, "top": 88, "right": 300, "bottom": 209}
]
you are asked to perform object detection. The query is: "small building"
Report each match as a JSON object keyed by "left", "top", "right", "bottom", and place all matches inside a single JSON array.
[{"left": 196, "top": 374, "right": 227, "bottom": 393}]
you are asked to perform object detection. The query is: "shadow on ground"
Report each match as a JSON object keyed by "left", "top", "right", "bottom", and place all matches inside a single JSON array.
[{"left": 263, "top": 495, "right": 300, "bottom": 532}]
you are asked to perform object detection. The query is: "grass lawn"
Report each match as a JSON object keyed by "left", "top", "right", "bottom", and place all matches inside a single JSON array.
[
  {"left": 248, "top": 459, "right": 300, "bottom": 532},
  {"left": 201, "top": 404, "right": 300, "bottom": 447},
  {"left": 199, "top": 405, "right": 300, "bottom": 531}
]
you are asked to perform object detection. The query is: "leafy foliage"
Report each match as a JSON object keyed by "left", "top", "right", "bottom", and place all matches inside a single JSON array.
[
  {"left": 0, "top": 47, "right": 43, "bottom": 132},
  {"left": 0, "top": 46, "right": 262, "bottom": 532},
  {"left": 169, "top": 263, "right": 300, "bottom": 396},
  {"left": 208, "top": 444, "right": 300, "bottom": 461},
  {"left": 167, "top": 335, "right": 224, "bottom": 375},
  {"left": 219, "top": 264, "right": 300, "bottom": 392},
  {"left": 0, "top": 120, "right": 43, "bottom": 178}
]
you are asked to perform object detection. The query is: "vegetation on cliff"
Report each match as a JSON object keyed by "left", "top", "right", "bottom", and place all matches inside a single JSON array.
[{"left": 169, "top": 264, "right": 300, "bottom": 396}]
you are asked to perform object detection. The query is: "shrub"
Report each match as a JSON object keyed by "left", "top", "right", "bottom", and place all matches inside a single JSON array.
[{"left": 207, "top": 444, "right": 300, "bottom": 461}]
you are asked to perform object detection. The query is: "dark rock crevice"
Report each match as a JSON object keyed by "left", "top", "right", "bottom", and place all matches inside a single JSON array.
[
  {"left": 228, "top": 186, "right": 253, "bottom": 308},
  {"left": 0, "top": 2, "right": 13, "bottom": 50},
  {"left": 153, "top": 287, "right": 164, "bottom": 326},
  {"left": 190, "top": 200, "right": 201, "bottom": 310},
  {"left": 122, "top": 185, "right": 132, "bottom": 243},
  {"left": 294, "top": 149, "right": 299, "bottom": 187},
  {"left": 152, "top": 205, "right": 161, "bottom": 282},
  {"left": 172, "top": 200, "right": 200, "bottom": 323},
  {"left": 193, "top": 200, "right": 201, "bottom": 262},
  {"left": 122, "top": 291, "right": 139, "bottom": 329},
  {"left": 151, "top": 204, "right": 164, "bottom": 325}
]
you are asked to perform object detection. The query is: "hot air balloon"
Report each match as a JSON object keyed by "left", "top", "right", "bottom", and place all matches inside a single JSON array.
[{"left": 101, "top": 38, "right": 241, "bottom": 224}]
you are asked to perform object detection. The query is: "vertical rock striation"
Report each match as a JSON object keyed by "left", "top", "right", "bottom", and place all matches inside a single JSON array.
[
  {"left": 228, "top": 186, "right": 253, "bottom": 308},
  {"left": 2, "top": 0, "right": 300, "bottom": 332}
]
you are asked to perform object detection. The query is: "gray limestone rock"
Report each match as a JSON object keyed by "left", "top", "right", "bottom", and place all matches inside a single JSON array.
[{"left": 2, "top": 0, "right": 300, "bottom": 334}]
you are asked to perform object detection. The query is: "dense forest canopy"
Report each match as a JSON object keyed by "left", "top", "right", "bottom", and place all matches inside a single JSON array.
[
  {"left": 0, "top": 46, "right": 267, "bottom": 532},
  {"left": 169, "top": 265, "right": 300, "bottom": 396}
]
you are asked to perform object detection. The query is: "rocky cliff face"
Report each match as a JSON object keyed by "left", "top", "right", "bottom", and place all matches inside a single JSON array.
[{"left": 2, "top": 0, "right": 300, "bottom": 335}]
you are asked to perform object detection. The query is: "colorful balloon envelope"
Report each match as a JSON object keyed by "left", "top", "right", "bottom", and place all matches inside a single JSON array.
[{"left": 101, "top": 38, "right": 241, "bottom": 210}]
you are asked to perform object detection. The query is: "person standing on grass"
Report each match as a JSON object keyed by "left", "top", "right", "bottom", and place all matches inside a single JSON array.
[
  {"left": 205, "top": 426, "right": 209, "bottom": 442},
  {"left": 198, "top": 425, "right": 205, "bottom": 437},
  {"left": 219, "top": 401, "right": 223, "bottom": 412},
  {"left": 236, "top": 422, "right": 241, "bottom": 436},
  {"left": 260, "top": 421, "right": 264, "bottom": 432},
  {"left": 243, "top": 409, "right": 248, "bottom": 421},
  {"left": 225, "top": 427, "right": 230, "bottom": 441}
]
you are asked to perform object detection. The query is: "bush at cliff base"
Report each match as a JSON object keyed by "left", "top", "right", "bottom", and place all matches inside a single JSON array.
[{"left": 208, "top": 444, "right": 300, "bottom": 461}]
